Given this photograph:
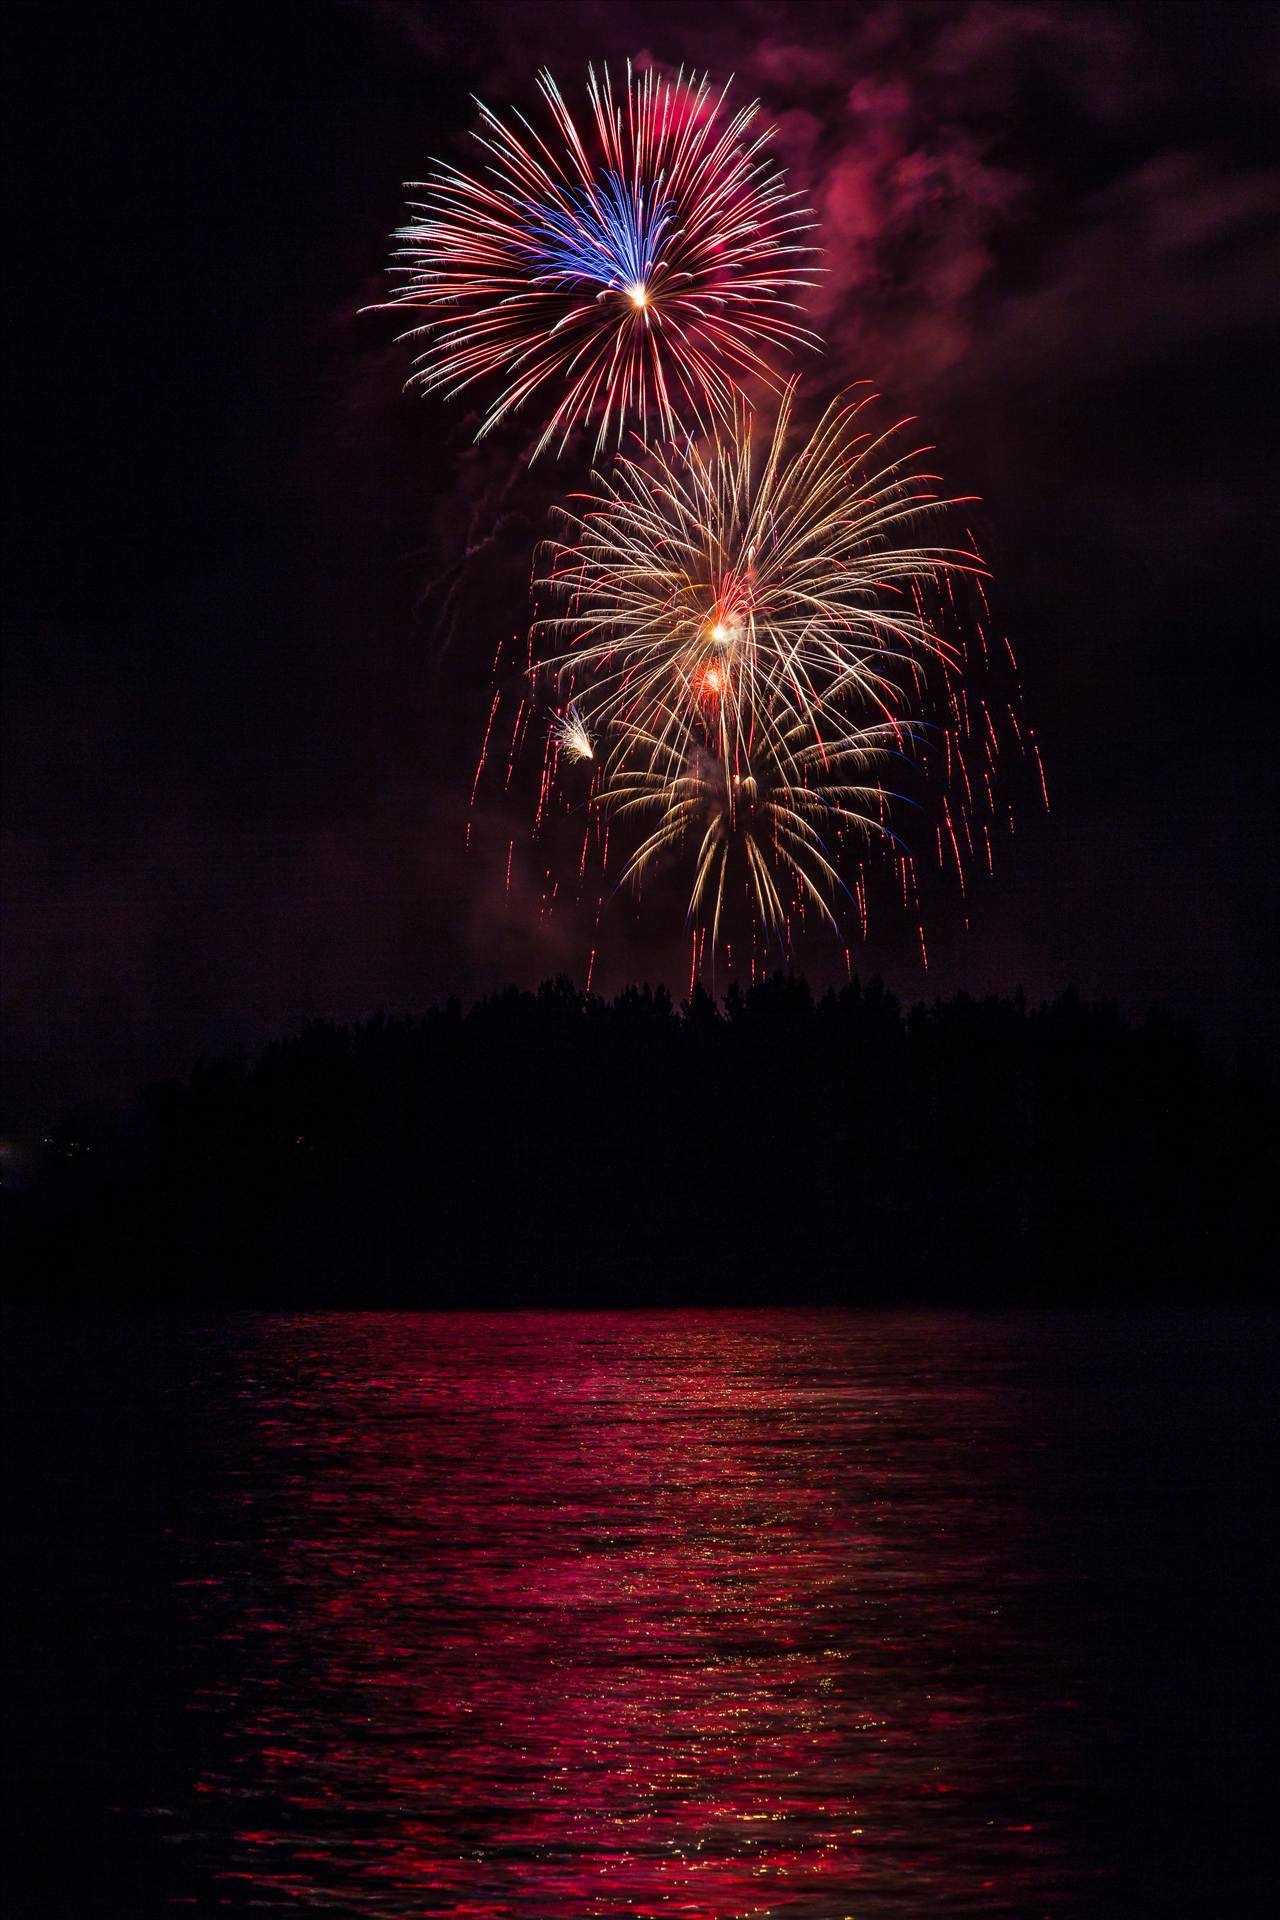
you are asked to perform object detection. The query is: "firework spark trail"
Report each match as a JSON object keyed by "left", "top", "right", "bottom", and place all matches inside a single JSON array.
[
  {"left": 554, "top": 703, "right": 594, "bottom": 762},
  {"left": 530, "top": 383, "right": 1004, "bottom": 949},
  {"left": 419, "top": 453, "right": 532, "bottom": 657},
  {"left": 371, "top": 62, "right": 820, "bottom": 457}
]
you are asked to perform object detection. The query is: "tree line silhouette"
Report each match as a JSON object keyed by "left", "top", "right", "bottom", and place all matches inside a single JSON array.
[{"left": 9, "top": 975, "right": 1271, "bottom": 1305}]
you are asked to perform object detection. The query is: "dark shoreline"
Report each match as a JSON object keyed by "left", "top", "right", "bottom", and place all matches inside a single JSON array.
[{"left": 6, "top": 975, "right": 1272, "bottom": 1310}]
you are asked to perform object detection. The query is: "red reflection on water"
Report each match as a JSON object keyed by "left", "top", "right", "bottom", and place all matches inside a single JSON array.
[{"left": 171, "top": 1312, "right": 1080, "bottom": 1915}]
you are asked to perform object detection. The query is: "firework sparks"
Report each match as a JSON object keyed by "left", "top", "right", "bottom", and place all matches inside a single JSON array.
[
  {"left": 605, "top": 729, "right": 908, "bottom": 949},
  {"left": 533, "top": 382, "right": 1008, "bottom": 952},
  {"left": 372, "top": 62, "right": 820, "bottom": 456},
  {"left": 554, "top": 703, "right": 594, "bottom": 762}
]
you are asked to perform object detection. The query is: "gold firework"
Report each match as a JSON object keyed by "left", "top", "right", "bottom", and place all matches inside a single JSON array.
[{"left": 534, "top": 383, "right": 989, "bottom": 942}]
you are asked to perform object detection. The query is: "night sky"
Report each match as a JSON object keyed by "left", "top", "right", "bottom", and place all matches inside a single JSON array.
[{"left": 6, "top": 0, "right": 1277, "bottom": 1128}]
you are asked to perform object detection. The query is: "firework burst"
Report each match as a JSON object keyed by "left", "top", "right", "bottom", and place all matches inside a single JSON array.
[
  {"left": 514, "top": 380, "right": 1028, "bottom": 967},
  {"left": 530, "top": 382, "right": 1004, "bottom": 952},
  {"left": 373, "top": 62, "right": 819, "bottom": 456},
  {"left": 604, "top": 725, "right": 910, "bottom": 947}
]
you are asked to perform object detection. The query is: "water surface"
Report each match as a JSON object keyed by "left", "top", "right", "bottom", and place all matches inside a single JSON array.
[{"left": 16, "top": 1311, "right": 1272, "bottom": 1916}]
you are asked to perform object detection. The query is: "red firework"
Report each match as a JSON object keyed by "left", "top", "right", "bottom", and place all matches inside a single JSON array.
[{"left": 372, "top": 62, "right": 820, "bottom": 457}]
